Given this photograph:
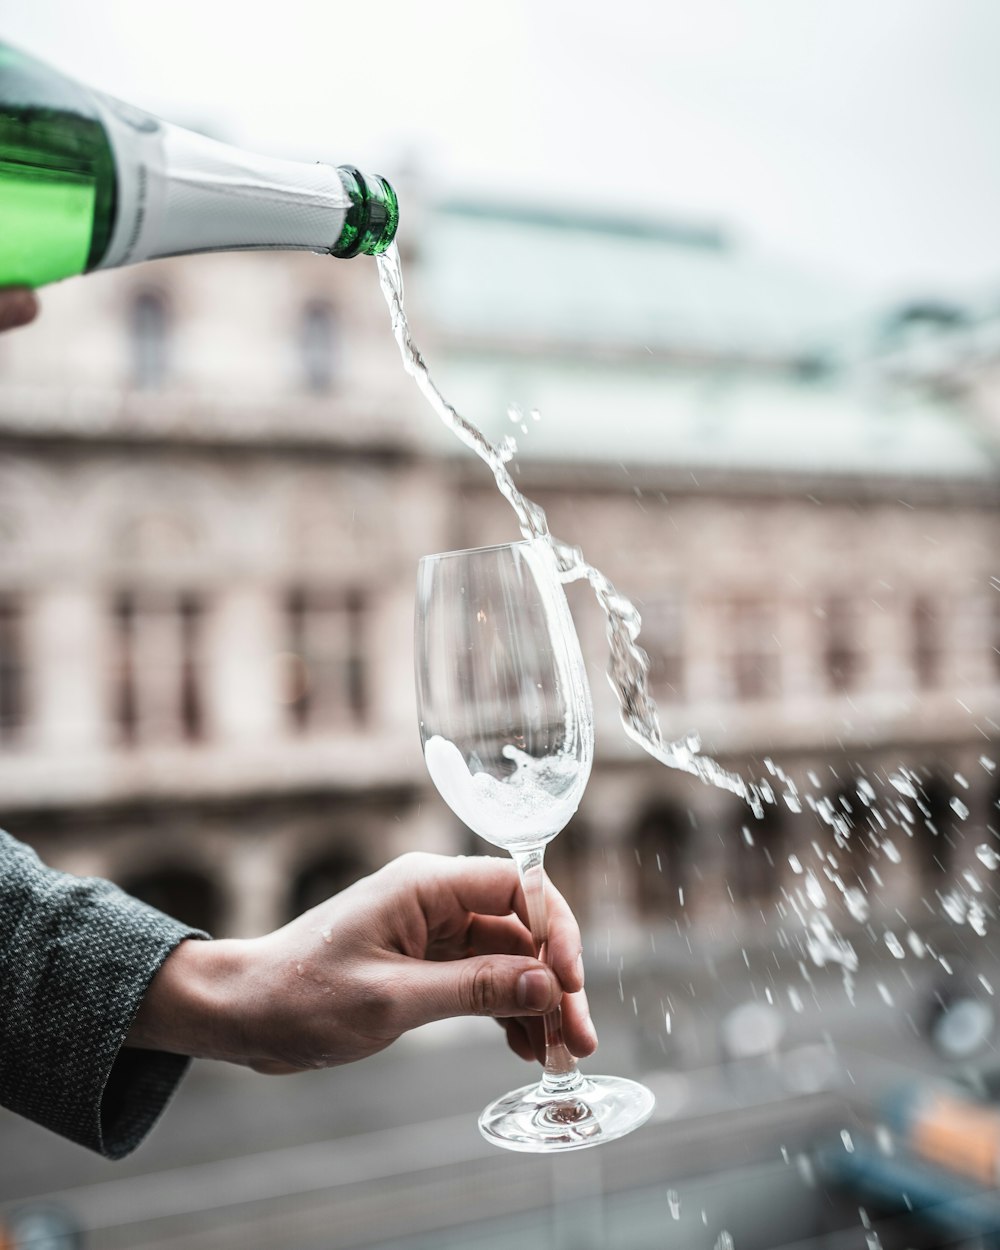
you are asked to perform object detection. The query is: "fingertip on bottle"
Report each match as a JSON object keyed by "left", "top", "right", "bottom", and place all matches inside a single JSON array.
[{"left": 0, "top": 287, "right": 39, "bottom": 331}]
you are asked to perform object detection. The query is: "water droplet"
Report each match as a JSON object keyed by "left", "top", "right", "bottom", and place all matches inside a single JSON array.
[
  {"left": 884, "top": 931, "right": 905, "bottom": 959},
  {"left": 955, "top": 772, "right": 970, "bottom": 790},
  {"left": 979, "top": 973, "right": 994, "bottom": 996},
  {"left": 875, "top": 1125, "right": 894, "bottom": 1155},
  {"left": 950, "top": 797, "right": 970, "bottom": 820},
  {"left": 320, "top": 927, "right": 334, "bottom": 944},
  {"left": 784, "top": 793, "right": 802, "bottom": 814},
  {"left": 859, "top": 1206, "right": 883, "bottom": 1250},
  {"left": 805, "top": 871, "right": 827, "bottom": 908},
  {"left": 667, "top": 1189, "right": 681, "bottom": 1220},
  {"left": 742, "top": 826, "right": 755, "bottom": 846},
  {"left": 889, "top": 772, "right": 917, "bottom": 799},
  {"left": 715, "top": 1233, "right": 734, "bottom": 1250},
  {"left": 963, "top": 870, "right": 983, "bottom": 894},
  {"left": 796, "top": 1153, "right": 816, "bottom": 1186},
  {"left": 844, "top": 888, "right": 869, "bottom": 923},
  {"left": 877, "top": 982, "right": 894, "bottom": 1005},
  {"left": 979, "top": 755, "right": 997, "bottom": 774},
  {"left": 788, "top": 987, "right": 804, "bottom": 1013},
  {"left": 882, "top": 841, "right": 902, "bottom": 864},
  {"left": 906, "top": 930, "right": 926, "bottom": 958},
  {"left": 942, "top": 892, "right": 967, "bottom": 924},
  {"left": 841, "top": 1129, "right": 855, "bottom": 1153},
  {"left": 665, "top": 1011, "right": 672, "bottom": 1034},
  {"left": 976, "top": 844, "right": 1000, "bottom": 870},
  {"left": 789, "top": 854, "right": 803, "bottom": 874}
]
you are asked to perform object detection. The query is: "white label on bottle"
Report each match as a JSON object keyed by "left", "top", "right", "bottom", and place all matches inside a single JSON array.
[{"left": 90, "top": 90, "right": 169, "bottom": 271}]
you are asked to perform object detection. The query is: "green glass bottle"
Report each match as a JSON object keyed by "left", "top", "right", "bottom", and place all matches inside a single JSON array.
[{"left": 0, "top": 42, "right": 399, "bottom": 288}]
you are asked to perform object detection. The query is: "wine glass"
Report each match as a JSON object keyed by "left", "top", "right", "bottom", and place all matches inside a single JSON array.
[{"left": 414, "top": 538, "right": 655, "bottom": 1152}]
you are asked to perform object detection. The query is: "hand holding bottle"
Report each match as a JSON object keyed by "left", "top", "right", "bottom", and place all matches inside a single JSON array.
[{"left": 0, "top": 288, "right": 38, "bottom": 331}]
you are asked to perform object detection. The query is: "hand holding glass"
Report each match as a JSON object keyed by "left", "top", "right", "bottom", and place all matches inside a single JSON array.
[{"left": 415, "top": 539, "right": 655, "bottom": 1151}]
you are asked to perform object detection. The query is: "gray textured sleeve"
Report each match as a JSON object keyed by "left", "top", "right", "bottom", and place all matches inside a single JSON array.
[{"left": 0, "top": 829, "right": 208, "bottom": 1159}]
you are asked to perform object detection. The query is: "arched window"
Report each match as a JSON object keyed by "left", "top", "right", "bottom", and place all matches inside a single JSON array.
[
  {"left": 735, "top": 803, "right": 786, "bottom": 905},
  {"left": 0, "top": 596, "right": 26, "bottom": 742},
  {"left": 128, "top": 289, "right": 171, "bottom": 390},
  {"left": 633, "top": 802, "right": 690, "bottom": 920},
  {"left": 299, "top": 299, "right": 337, "bottom": 393},
  {"left": 119, "top": 865, "right": 223, "bottom": 934},
  {"left": 916, "top": 776, "right": 956, "bottom": 883},
  {"left": 288, "top": 846, "right": 370, "bottom": 919}
]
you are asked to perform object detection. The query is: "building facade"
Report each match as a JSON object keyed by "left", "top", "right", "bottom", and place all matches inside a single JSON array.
[{"left": 0, "top": 202, "right": 997, "bottom": 963}]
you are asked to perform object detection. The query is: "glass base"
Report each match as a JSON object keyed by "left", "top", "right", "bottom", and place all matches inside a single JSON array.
[{"left": 478, "top": 1073, "right": 655, "bottom": 1153}]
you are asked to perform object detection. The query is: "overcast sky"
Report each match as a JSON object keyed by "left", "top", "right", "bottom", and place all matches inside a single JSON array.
[{"left": 6, "top": 0, "right": 1000, "bottom": 302}]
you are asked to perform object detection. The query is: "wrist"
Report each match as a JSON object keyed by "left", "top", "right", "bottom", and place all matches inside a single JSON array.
[{"left": 126, "top": 937, "right": 250, "bottom": 1062}]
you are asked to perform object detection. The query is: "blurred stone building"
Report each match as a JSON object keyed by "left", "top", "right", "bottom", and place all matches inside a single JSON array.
[{"left": 0, "top": 199, "right": 997, "bottom": 957}]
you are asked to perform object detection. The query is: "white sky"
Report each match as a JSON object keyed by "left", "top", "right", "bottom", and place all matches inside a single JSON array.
[{"left": 6, "top": 0, "right": 1000, "bottom": 302}]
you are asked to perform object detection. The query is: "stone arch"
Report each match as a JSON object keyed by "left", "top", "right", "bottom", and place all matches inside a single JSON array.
[
  {"left": 734, "top": 799, "right": 786, "bottom": 906},
  {"left": 287, "top": 843, "right": 372, "bottom": 920},
  {"left": 915, "top": 773, "right": 956, "bottom": 884},
  {"left": 544, "top": 814, "right": 591, "bottom": 924},
  {"left": 117, "top": 862, "right": 225, "bottom": 934},
  {"left": 631, "top": 799, "right": 690, "bottom": 921},
  {"left": 78, "top": 459, "right": 243, "bottom": 577}
]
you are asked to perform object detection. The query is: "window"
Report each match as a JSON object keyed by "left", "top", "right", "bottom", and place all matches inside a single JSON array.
[
  {"left": 735, "top": 805, "right": 785, "bottom": 905},
  {"left": 916, "top": 777, "right": 955, "bottom": 883},
  {"left": 112, "top": 591, "right": 205, "bottom": 746},
  {"left": 286, "top": 589, "right": 367, "bottom": 731},
  {"left": 823, "top": 595, "right": 861, "bottom": 693},
  {"left": 118, "top": 865, "right": 222, "bottom": 933},
  {"left": 299, "top": 300, "right": 338, "bottom": 393},
  {"left": 724, "top": 598, "right": 781, "bottom": 701},
  {"left": 0, "top": 598, "right": 26, "bottom": 742},
  {"left": 634, "top": 804, "right": 690, "bottom": 920},
  {"left": 288, "top": 847, "right": 369, "bottom": 920},
  {"left": 912, "top": 595, "right": 943, "bottom": 688},
  {"left": 128, "top": 289, "right": 170, "bottom": 390},
  {"left": 641, "top": 596, "right": 685, "bottom": 701}
]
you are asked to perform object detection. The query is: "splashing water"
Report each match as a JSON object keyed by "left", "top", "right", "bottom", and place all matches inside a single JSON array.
[
  {"left": 375, "top": 243, "right": 1000, "bottom": 976},
  {"left": 859, "top": 1206, "right": 883, "bottom": 1250},
  {"left": 376, "top": 244, "right": 765, "bottom": 814},
  {"left": 976, "top": 844, "right": 1000, "bottom": 870}
]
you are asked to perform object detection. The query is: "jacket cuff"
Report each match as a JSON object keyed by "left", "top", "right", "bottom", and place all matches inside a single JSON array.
[{"left": 0, "top": 838, "right": 207, "bottom": 1158}]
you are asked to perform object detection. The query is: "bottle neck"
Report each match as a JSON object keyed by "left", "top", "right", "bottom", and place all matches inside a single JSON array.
[
  {"left": 332, "top": 167, "right": 399, "bottom": 257},
  {"left": 93, "top": 98, "right": 397, "bottom": 267}
]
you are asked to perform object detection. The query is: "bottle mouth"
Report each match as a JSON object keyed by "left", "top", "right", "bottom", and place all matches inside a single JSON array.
[{"left": 334, "top": 166, "right": 399, "bottom": 257}]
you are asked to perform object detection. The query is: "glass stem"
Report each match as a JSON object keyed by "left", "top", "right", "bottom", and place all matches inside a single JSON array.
[{"left": 511, "top": 846, "right": 583, "bottom": 1096}]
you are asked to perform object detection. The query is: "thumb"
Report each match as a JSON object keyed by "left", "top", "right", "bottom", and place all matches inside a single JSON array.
[{"left": 390, "top": 956, "right": 562, "bottom": 1032}]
